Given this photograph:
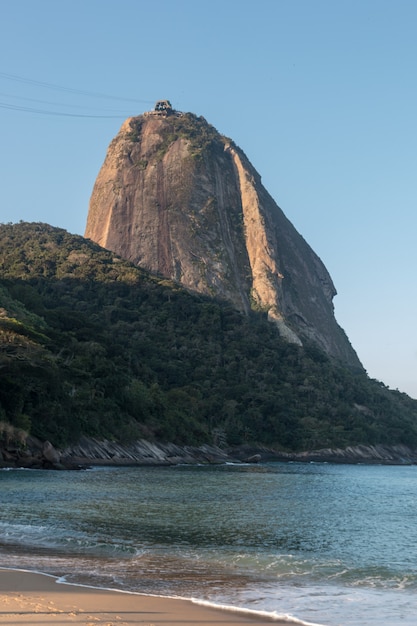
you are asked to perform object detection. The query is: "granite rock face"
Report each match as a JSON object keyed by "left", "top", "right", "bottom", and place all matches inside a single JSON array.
[
  {"left": 60, "top": 437, "right": 234, "bottom": 466},
  {"left": 85, "top": 109, "right": 360, "bottom": 367},
  {"left": 3, "top": 435, "right": 416, "bottom": 469}
]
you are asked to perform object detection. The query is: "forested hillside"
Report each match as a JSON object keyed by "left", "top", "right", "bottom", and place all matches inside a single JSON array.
[{"left": 1, "top": 222, "right": 416, "bottom": 451}]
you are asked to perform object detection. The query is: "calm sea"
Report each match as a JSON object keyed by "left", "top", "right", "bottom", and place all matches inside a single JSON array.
[{"left": 1, "top": 462, "right": 416, "bottom": 626}]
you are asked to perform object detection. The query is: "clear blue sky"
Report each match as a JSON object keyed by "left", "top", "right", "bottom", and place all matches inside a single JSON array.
[{"left": 1, "top": 0, "right": 416, "bottom": 398}]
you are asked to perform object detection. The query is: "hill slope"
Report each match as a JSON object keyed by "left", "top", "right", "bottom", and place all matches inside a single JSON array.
[{"left": 1, "top": 222, "right": 417, "bottom": 452}]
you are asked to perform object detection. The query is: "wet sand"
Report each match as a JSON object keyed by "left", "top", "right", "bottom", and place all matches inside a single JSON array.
[{"left": 0, "top": 568, "right": 292, "bottom": 625}]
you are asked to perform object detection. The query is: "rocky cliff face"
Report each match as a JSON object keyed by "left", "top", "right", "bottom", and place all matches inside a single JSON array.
[{"left": 85, "top": 109, "right": 360, "bottom": 367}]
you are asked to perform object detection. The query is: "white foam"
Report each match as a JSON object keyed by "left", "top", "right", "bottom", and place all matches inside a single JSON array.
[
  {"left": 53, "top": 573, "right": 326, "bottom": 626},
  {"left": 0, "top": 466, "right": 33, "bottom": 471},
  {"left": 190, "top": 598, "right": 326, "bottom": 625}
]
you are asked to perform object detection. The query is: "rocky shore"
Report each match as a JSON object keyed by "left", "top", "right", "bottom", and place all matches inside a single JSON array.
[
  {"left": 230, "top": 443, "right": 417, "bottom": 465},
  {"left": 1, "top": 434, "right": 417, "bottom": 469}
]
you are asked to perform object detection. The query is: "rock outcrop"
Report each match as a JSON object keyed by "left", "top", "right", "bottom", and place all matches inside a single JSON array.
[
  {"left": 230, "top": 444, "right": 417, "bottom": 465},
  {"left": 60, "top": 437, "right": 234, "bottom": 466},
  {"left": 85, "top": 108, "right": 360, "bottom": 366},
  {"left": 62, "top": 440, "right": 417, "bottom": 466},
  {"left": 0, "top": 436, "right": 80, "bottom": 470},
  {"left": 2, "top": 435, "right": 417, "bottom": 469}
]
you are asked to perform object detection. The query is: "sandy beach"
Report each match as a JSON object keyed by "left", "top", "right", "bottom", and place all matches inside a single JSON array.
[{"left": 0, "top": 568, "right": 292, "bottom": 626}]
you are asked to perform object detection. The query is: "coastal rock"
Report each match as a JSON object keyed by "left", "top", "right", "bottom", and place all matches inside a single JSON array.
[
  {"left": 85, "top": 108, "right": 361, "bottom": 367},
  {"left": 244, "top": 454, "right": 262, "bottom": 463},
  {"left": 230, "top": 443, "right": 417, "bottom": 465},
  {"left": 60, "top": 437, "right": 235, "bottom": 466},
  {"left": 0, "top": 435, "right": 79, "bottom": 470},
  {"left": 2, "top": 436, "right": 417, "bottom": 469},
  {"left": 294, "top": 444, "right": 417, "bottom": 464},
  {"left": 60, "top": 439, "right": 417, "bottom": 467},
  {"left": 42, "top": 441, "right": 61, "bottom": 464}
]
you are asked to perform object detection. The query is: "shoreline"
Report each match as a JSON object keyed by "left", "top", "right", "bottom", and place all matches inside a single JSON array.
[
  {"left": 2, "top": 436, "right": 417, "bottom": 471},
  {"left": 0, "top": 568, "right": 314, "bottom": 626}
]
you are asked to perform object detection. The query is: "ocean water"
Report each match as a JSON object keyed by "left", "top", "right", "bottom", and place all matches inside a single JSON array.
[{"left": 1, "top": 462, "right": 416, "bottom": 625}]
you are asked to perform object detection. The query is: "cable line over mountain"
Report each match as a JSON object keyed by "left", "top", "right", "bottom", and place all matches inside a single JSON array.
[
  {"left": 0, "top": 71, "right": 153, "bottom": 103},
  {"left": 0, "top": 71, "right": 154, "bottom": 117},
  {"left": 0, "top": 90, "right": 130, "bottom": 112},
  {"left": 0, "top": 101, "right": 130, "bottom": 118}
]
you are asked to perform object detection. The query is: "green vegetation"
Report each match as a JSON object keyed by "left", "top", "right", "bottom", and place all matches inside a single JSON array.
[
  {"left": 1, "top": 222, "right": 417, "bottom": 450},
  {"left": 129, "top": 113, "right": 225, "bottom": 162}
]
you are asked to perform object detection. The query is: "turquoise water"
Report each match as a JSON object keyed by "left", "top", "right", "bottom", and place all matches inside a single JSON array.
[{"left": 1, "top": 462, "right": 416, "bottom": 625}]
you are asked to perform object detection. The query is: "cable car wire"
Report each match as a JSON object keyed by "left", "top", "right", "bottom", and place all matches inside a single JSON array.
[
  {"left": 0, "top": 101, "right": 128, "bottom": 118},
  {"left": 0, "top": 71, "right": 154, "bottom": 104},
  {"left": 0, "top": 91, "right": 129, "bottom": 113}
]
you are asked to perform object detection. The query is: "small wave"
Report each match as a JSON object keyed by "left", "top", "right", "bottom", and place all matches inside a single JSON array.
[
  {"left": 0, "top": 521, "right": 137, "bottom": 557},
  {"left": 332, "top": 565, "right": 417, "bottom": 590},
  {"left": 225, "top": 462, "right": 247, "bottom": 466},
  {"left": 191, "top": 598, "right": 326, "bottom": 625},
  {"left": 0, "top": 521, "right": 50, "bottom": 545},
  {"left": 0, "top": 466, "right": 33, "bottom": 471},
  {"left": 54, "top": 574, "right": 326, "bottom": 626}
]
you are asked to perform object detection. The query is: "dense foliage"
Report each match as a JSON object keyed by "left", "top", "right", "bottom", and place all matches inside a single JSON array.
[
  {"left": 1, "top": 222, "right": 417, "bottom": 450},
  {"left": 128, "top": 112, "right": 226, "bottom": 161}
]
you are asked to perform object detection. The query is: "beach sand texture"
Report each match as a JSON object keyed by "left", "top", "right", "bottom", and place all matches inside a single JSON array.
[{"left": 0, "top": 569, "right": 290, "bottom": 625}]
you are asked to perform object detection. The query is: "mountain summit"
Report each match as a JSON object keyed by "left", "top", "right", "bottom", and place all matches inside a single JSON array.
[{"left": 85, "top": 103, "right": 360, "bottom": 367}]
